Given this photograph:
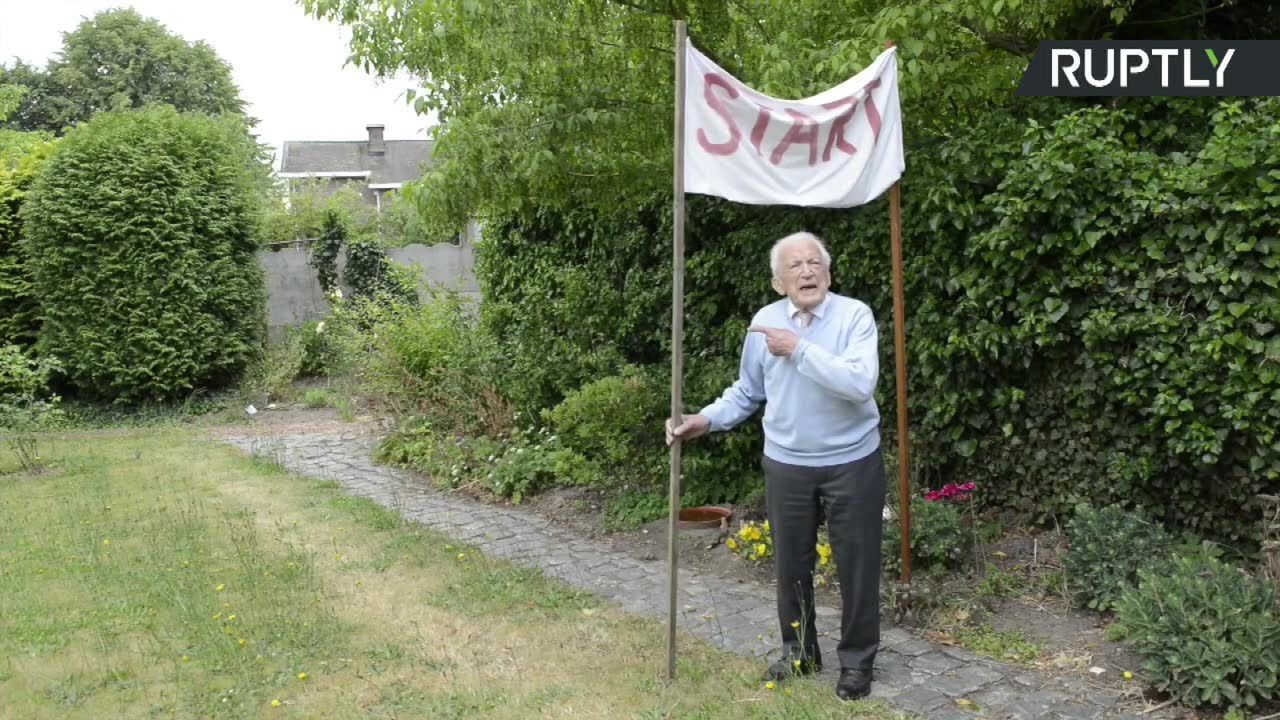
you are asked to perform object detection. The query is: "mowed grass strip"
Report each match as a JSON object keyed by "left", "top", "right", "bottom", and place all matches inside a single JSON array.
[{"left": 0, "top": 431, "right": 900, "bottom": 720}]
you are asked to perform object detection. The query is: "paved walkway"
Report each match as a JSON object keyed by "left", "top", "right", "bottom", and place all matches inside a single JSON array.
[{"left": 220, "top": 429, "right": 1160, "bottom": 720}]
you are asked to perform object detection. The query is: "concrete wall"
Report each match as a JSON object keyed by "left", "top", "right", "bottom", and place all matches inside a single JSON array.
[{"left": 259, "top": 221, "right": 481, "bottom": 338}]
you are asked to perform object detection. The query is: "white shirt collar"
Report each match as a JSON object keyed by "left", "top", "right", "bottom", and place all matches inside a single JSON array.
[{"left": 787, "top": 293, "right": 832, "bottom": 320}]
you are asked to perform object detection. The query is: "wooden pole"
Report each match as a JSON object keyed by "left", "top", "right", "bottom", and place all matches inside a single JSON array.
[
  {"left": 885, "top": 40, "right": 912, "bottom": 593},
  {"left": 666, "top": 18, "right": 688, "bottom": 684}
]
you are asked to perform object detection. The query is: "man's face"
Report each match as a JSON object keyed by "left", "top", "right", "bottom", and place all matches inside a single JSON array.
[{"left": 773, "top": 239, "right": 831, "bottom": 311}]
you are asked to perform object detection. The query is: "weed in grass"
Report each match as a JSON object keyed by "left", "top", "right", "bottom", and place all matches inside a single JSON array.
[
  {"left": 977, "top": 567, "right": 1025, "bottom": 599},
  {"left": 302, "top": 389, "right": 334, "bottom": 409},
  {"left": 954, "top": 624, "right": 1042, "bottom": 663}
]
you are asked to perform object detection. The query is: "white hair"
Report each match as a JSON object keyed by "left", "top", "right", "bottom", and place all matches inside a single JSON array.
[{"left": 769, "top": 232, "right": 831, "bottom": 277}]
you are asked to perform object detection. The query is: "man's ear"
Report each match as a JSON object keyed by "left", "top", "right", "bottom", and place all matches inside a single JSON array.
[{"left": 771, "top": 276, "right": 784, "bottom": 295}]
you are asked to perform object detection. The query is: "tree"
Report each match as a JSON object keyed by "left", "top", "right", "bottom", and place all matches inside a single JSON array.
[
  {"left": 0, "top": 9, "right": 246, "bottom": 133},
  {"left": 302, "top": 0, "right": 1274, "bottom": 236}
]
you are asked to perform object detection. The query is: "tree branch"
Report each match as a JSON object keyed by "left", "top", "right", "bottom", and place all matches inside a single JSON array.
[{"left": 959, "top": 19, "right": 1037, "bottom": 57}]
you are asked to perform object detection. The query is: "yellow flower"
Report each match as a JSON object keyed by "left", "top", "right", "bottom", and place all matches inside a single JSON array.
[
  {"left": 790, "top": 620, "right": 800, "bottom": 629},
  {"left": 271, "top": 699, "right": 282, "bottom": 708},
  {"left": 102, "top": 539, "right": 110, "bottom": 546},
  {"left": 1123, "top": 671, "right": 1134, "bottom": 681},
  {"left": 754, "top": 543, "right": 767, "bottom": 557},
  {"left": 764, "top": 681, "right": 776, "bottom": 691},
  {"left": 238, "top": 638, "right": 248, "bottom": 647},
  {"left": 726, "top": 539, "right": 738, "bottom": 551},
  {"left": 792, "top": 659, "right": 802, "bottom": 669},
  {"left": 762, "top": 520, "right": 770, "bottom": 533},
  {"left": 215, "top": 584, "right": 226, "bottom": 592},
  {"left": 297, "top": 672, "right": 308, "bottom": 681},
  {"left": 457, "top": 553, "right": 466, "bottom": 560},
  {"left": 227, "top": 614, "right": 236, "bottom": 622},
  {"left": 181, "top": 655, "right": 190, "bottom": 662}
]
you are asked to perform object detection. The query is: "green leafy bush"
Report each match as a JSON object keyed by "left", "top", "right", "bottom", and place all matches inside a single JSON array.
[
  {"left": 375, "top": 420, "right": 500, "bottom": 490},
  {"left": 0, "top": 345, "right": 65, "bottom": 470},
  {"left": 0, "top": 344, "right": 62, "bottom": 425},
  {"left": 356, "top": 292, "right": 508, "bottom": 436},
  {"left": 295, "top": 320, "right": 338, "bottom": 379},
  {"left": 0, "top": 138, "right": 54, "bottom": 349},
  {"left": 476, "top": 96, "right": 1280, "bottom": 546},
  {"left": 20, "top": 106, "right": 267, "bottom": 404},
  {"left": 883, "top": 497, "right": 968, "bottom": 574},
  {"left": 1115, "top": 546, "right": 1280, "bottom": 711},
  {"left": 543, "top": 365, "right": 665, "bottom": 478},
  {"left": 1064, "top": 504, "right": 1172, "bottom": 611},
  {"left": 489, "top": 426, "right": 595, "bottom": 503}
]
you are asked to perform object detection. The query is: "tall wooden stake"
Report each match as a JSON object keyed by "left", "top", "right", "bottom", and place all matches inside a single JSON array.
[
  {"left": 886, "top": 40, "right": 912, "bottom": 597},
  {"left": 666, "top": 18, "right": 688, "bottom": 683}
]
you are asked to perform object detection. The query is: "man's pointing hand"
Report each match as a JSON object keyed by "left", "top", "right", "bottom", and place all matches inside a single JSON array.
[{"left": 748, "top": 325, "right": 800, "bottom": 358}]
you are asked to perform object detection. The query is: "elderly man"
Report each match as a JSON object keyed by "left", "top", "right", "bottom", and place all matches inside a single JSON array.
[{"left": 666, "top": 231, "right": 884, "bottom": 700}]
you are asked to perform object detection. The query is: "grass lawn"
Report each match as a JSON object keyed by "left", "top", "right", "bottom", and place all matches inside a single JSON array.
[{"left": 0, "top": 430, "right": 899, "bottom": 719}]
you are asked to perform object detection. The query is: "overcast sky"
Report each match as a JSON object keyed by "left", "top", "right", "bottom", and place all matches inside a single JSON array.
[{"left": 0, "top": 0, "right": 433, "bottom": 166}]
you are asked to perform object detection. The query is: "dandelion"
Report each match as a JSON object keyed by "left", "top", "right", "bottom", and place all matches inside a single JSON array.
[
  {"left": 297, "top": 672, "right": 308, "bottom": 681},
  {"left": 102, "top": 539, "right": 110, "bottom": 546},
  {"left": 793, "top": 659, "right": 802, "bottom": 669},
  {"left": 238, "top": 638, "right": 248, "bottom": 647},
  {"left": 457, "top": 553, "right": 466, "bottom": 560},
  {"left": 215, "top": 583, "right": 226, "bottom": 592},
  {"left": 181, "top": 655, "right": 190, "bottom": 662},
  {"left": 764, "top": 681, "right": 777, "bottom": 691},
  {"left": 1123, "top": 671, "right": 1134, "bottom": 681},
  {"left": 271, "top": 699, "right": 282, "bottom": 708},
  {"left": 227, "top": 614, "right": 237, "bottom": 622},
  {"left": 790, "top": 621, "right": 801, "bottom": 629}
]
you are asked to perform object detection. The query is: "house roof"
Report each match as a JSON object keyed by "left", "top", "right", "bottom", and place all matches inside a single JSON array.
[{"left": 279, "top": 138, "right": 434, "bottom": 185}]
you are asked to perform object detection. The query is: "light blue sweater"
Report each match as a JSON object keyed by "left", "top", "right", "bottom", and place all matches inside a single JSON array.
[{"left": 699, "top": 292, "right": 881, "bottom": 467}]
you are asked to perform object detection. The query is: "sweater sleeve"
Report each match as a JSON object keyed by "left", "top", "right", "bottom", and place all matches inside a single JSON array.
[
  {"left": 791, "top": 303, "right": 878, "bottom": 403},
  {"left": 699, "top": 331, "right": 766, "bottom": 431}
]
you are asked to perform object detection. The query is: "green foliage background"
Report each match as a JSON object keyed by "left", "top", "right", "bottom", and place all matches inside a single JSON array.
[{"left": 309, "top": 0, "right": 1279, "bottom": 543}]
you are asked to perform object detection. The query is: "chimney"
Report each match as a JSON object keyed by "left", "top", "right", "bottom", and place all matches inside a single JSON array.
[{"left": 367, "top": 124, "right": 385, "bottom": 155}]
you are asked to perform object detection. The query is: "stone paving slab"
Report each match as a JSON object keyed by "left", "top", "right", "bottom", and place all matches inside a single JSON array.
[{"left": 220, "top": 431, "right": 1171, "bottom": 720}]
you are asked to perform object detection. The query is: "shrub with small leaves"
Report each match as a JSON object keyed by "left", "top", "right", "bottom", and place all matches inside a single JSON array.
[
  {"left": 1115, "top": 546, "right": 1280, "bottom": 712},
  {"left": 1064, "top": 504, "right": 1172, "bottom": 611},
  {"left": 21, "top": 106, "right": 267, "bottom": 404},
  {"left": 883, "top": 495, "right": 968, "bottom": 573},
  {"left": 543, "top": 365, "right": 666, "bottom": 485},
  {"left": 488, "top": 425, "right": 596, "bottom": 503}
]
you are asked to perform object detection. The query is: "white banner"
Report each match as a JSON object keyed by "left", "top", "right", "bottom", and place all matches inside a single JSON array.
[{"left": 683, "top": 45, "right": 904, "bottom": 208}]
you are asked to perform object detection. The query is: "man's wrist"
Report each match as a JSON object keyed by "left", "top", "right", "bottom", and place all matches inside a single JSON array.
[{"left": 791, "top": 338, "right": 811, "bottom": 364}]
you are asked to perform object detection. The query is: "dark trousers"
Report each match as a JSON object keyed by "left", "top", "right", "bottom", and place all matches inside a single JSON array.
[{"left": 763, "top": 447, "right": 885, "bottom": 672}]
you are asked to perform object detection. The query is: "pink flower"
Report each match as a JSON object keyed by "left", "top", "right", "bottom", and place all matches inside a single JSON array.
[{"left": 924, "top": 482, "right": 977, "bottom": 503}]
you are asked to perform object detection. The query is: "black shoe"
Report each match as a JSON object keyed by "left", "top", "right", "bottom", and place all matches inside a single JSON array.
[
  {"left": 762, "top": 654, "right": 822, "bottom": 682},
  {"left": 835, "top": 668, "right": 871, "bottom": 700}
]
